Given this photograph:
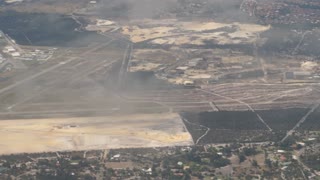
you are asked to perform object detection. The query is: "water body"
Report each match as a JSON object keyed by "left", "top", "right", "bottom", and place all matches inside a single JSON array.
[{"left": 0, "top": 11, "right": 106, "bottom": 47}]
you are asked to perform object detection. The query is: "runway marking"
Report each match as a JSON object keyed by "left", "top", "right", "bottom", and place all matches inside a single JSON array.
[
  {"left": 0, "top": 57, "right": 75, "bottom": 95},
  {"left": 0, "top": 40, "right": 114, "bottom": 96}
]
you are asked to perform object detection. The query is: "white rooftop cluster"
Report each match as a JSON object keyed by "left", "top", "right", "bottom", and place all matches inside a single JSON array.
[
  {"left": 18, "top": 49, "right": 55, "bottom": 61},
  {"left": 96, "top": 19, "right": 116, "bottom": 26},
  {"left": 3, "top": 46, "right": 20, "bottom": 57}
]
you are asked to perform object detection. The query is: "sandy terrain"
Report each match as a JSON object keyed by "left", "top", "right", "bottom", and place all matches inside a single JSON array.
[
  {"left": 129, "top": 49, "right": 182, "bottom": 72},
  {"left": 133, "top": 49, "right": 178, "bottom": 63},
  {"left": 0, "top": 113, "right": 193, "bottom": 154},
  {"left": 129, "top": 62, "right": 162, "bottom": 71},
  {"left": 221, "top": 55, "right": 254, "bottom": 64},
  {"left": 122, "top": 19, "right": 271, "bottom": 46},
  {"left": 129, "top": 46, "right": 259, "bottom": 85}
]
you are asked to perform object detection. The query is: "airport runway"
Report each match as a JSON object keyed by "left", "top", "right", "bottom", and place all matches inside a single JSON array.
[{"left": 0, "top": 38, "right": 319, "bottom": 119}]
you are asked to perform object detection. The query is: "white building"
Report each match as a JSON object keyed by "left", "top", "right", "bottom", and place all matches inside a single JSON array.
[
  {"left": 11, "top": 52, "right": 21, "bottom": 57},
  {"left": 5, "top": 46, "right": 16, "bottom": 52}
]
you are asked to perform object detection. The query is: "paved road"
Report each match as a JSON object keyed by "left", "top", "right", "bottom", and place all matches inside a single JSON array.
[
  {"left": 118, "top": 43, "right": 132, "bottom": 89},
  {"left": 0, "top": 57, "right": 75, "bottom": 95},
  {"left": 0, "top": 40, "right": 122, "bottom": 113}
]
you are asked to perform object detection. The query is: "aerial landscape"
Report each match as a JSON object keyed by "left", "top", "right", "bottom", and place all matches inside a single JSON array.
[{"left": 0, "top": 0, "right": 320, "bottom": 179}]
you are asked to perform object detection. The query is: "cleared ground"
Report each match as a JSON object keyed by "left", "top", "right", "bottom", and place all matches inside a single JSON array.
[
  {"left": 0, "top": 113, "right": 193, "bottom": 154},
  {"left": 122, "top": 19, "right": 270, "bottom": 46}
]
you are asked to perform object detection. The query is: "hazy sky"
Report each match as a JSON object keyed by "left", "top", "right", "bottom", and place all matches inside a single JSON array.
[{"left": 97, "top": 0, "right": 177, "bottom": 18}]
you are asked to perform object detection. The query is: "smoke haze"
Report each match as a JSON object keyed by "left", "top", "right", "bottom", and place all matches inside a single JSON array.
[{"left": 97, "top": 0, "right": 177, "bottom": 19}]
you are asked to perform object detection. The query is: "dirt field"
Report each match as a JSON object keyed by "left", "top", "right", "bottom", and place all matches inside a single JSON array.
[
  {"left": 122, "top": 19, "right": 271, "bottom": 46},
  {"left": 0, "top": 113, "right": 193, "bottom": 154}
]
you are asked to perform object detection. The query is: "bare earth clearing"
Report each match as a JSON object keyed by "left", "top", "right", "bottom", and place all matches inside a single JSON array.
[
  {"left": 0, "top": 113, "right": 193, "bottom": 154},
  {"left": 122, "top": 19, "right": 270, "bottom": 46}
]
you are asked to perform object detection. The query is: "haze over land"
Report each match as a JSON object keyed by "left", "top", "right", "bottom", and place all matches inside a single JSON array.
[
  {"left": 0, "top": 0, "right": 320, "bottom": 178},
  {"left": 0, "top": 0, "right": 320, "bottom": 180},
  {"left": 0, "top": 0, "right": 319, "bottom": 150}
]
